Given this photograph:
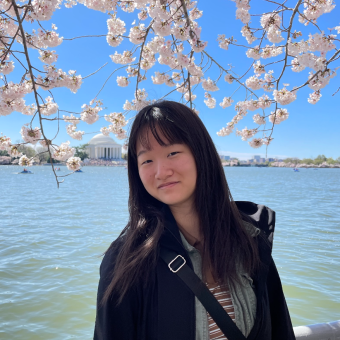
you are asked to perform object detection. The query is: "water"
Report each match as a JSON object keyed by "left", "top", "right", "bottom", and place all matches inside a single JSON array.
[{"left": 0, "top": 165, "right": 339, "bottom": 339}]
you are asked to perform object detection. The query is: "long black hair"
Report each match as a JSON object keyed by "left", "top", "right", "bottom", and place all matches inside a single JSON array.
[{"left": 103, "top": 100, "right": 259, "bottom": 304}]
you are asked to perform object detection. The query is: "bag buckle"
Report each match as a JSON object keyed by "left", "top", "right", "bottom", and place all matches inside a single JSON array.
[{"left": 168, "top": 255, "right": 186, "bottom": 273}]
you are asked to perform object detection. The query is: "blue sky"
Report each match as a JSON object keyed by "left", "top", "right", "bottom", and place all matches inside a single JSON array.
[{"left": 1, "top": 0, "right": 339, "bottom": 160}]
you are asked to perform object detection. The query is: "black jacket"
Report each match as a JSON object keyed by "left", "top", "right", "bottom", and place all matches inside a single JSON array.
[{"left": 94, "top": 201, "right": 296, "bottom": 340}]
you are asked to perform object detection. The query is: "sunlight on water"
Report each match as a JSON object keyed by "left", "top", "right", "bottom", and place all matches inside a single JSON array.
[{"left": 0, "top": 165, "right": 339, "bottom": 339}]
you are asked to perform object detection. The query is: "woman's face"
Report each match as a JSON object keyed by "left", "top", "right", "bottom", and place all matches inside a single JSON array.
[{"left": 136, "top": 129, "right": 197, "bottom": 210}]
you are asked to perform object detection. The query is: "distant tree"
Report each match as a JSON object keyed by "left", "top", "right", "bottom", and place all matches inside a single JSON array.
[
  {"left": 301, "top": 158, "right": 313, "bottom": 165},
  {"left": 74, "top": 144, "right": 89, "bottom": 160},
  {"left": 326, "top": 157, "right": 336, "bottom": 164},
  {"left": 0, "top": 150, "right": 9, "bottom": 156},
  {"left": 121, "top": 153, "right": 127, "bottom": 160},
  {"left": 313, "top": 155, "right": 327, "bottom": 165},
  {"left": 35, "top": 146, "right": 50, "bottom": 163},
  {"left": 46, "top": 157, "right": 57, "bottom": 164},
  {"left": 336, "top": 157, "right": 340, "bottom": 163},
  {"left": 284, "top": 157, "right": 300, "bottom": 164},
  {"left": 18, "top": 144, "right": 36, "bottom": 158}
]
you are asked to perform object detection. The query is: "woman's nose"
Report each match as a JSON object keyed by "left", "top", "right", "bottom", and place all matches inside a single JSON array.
[{"left": 155, "top": 160, "right": 173, "bottom": 179}]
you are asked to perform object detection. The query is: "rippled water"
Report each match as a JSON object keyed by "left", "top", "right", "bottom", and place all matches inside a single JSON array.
[{"left": 0, "top": 165, "right": 339, "bottom": 339}]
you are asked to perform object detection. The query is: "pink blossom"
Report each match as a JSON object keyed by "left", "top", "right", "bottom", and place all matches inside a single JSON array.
[
  {"left": 237, "top": 126, "right": 256, "bottom": 141},
  {"left": 20, "top": 125, "right": 41, "bottom": 145},
  {"left": 8, "top": 145, "right": 22, "bottom": 158},
  {"left": 19, "top": 155, "right": 33, "bottom": 166},
  {"left": 224, "top": 74, "right": 234, "bottom": 84},
  {"left": 100, "top": 127, "right": 110, "bottom": 136},
  {"left": 110, "top": 51, "right": 136, "bottom": 64},
  {"left": 107, "top": 17, "right": 126, "bottom": 36},
  {"left": 217, "top": 125, "right": 234, "bottom": 137},
  {"left": 66, "top": 156, "right": 82, "bottom": 171},
  {"left": 236, "top": 8, "right": 250, "bottom": 24},
  {"left": 63, "top": 114, "right": 80, "bottom": 125},
  {"left": 106, "top": 34, "right": 123, "bottom": 47},
  {"left": 253, "top": 113, "right": 266, "bottom": 125},
  {"left": 220, "top": 97, "right": 234, "bottom": 109},
  {"left": 53, "top": 141, "right": 75, "bottom": 161},
  {"left": 152, "top": 20, "right": 172, "bottom": 37},
  {"left": 0, "top": 61, "right": 14, "bottom": 75},
  {"left": 246, "top": 46, "right": 261, "bottom": 59},
  {"left": 40, "top": 96, "right": 58, "bottom": 116},
  {"left": 217, "top": 35, "right": 231, "bottom": 50},
  {"left": 204, "top": 92, "right": 216, "bottom": 109},
  {"left": 261, "top": 45, "right": 283, "bottom": 59},
  {"left": 308, "top": 91, "right": 322, "bottom": 104},
  {"left": 202, "top": 77, "right": 219, "bottom": 91},
  {"left": 269, "top": 108, "right": 289, "bottom": 124},
  {"left": 245, "top": 76, "right": 263, "bottom": 90},
  {"left": 248, "top": 138, "right": 264, "bottom": 148},
  {"left": 27, "top": 0, "right": 62, "bottom": 21},
  {"left": 172, "top": 25, "right": 190, "bottom": 41},
  {"left": 0, "top": 135, "right": 11, "bottom": 151},
  {"left": 241, "top": 25, "right": 256, "bottom": 44},
  {"left": 273, "top": 88, "right": 297, "bottom": 105},
  {"left": 38, "top": 50, "right": 58, "bottom": 64},
  {"left": 184, "top": 93, "right": 196, "bottom": 102},
  {"left": 253, "top": 61, "right": 265, "bottom": 76},
  {"left": 80, "top": 102, "right": 101, "bottom": 124},
  {"left": 260, "top": 13, "right": 281, "bottom": 30},
  {"left": 117, "top": 76, "right": 129, "bottom": 87},
  {"left": 129, "top": 24, "right": 146, "bottom": 44}
]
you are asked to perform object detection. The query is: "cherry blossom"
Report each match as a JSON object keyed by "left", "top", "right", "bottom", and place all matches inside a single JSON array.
[
  {"left": 269, "top": 108, "right": 289, "bottom": 124},
  {"left": 117, "top": 76, "right": 129, "bottom": 87},
  {"left": 241, "top": 25, "right": 256, "bottom": 44},
  {"left": 202, "top": 77, "right": 219, "bottom": 92},
  {"left": 80, "top": 102, "right": 101, "bottom": 124},
  {"left": 220, "top": 97, "right": 234, "bottom": 109},
  {"left": 38, "top": 50, "right": 58, "bottom": 64},
  {"left": 63, "top": 114, "right": 81, "bottom": 125},
  {"left": 19, "top": 155, "right": 34, "bottom": 167},
  {"left": 204, "top": 93, "right": 216, "bottom": 109},
  {"left": 248, "top": 138, "right": 264, "bottom": 148},
  {"left": 253, "top": 113, "right": 266, "bottom": 125},
  {"left": 246, "top": 46, "right": 261, "bottom": 60},
  {"left": 236, "top": 126, "right": 257, "bottom": 141},
  {"left": 20, "top": 126, "right": 41, "bottom": 145},
  {"left": 40, "top": 96, "right": 58, "bottom": 116},
  {"left": 53, "top": 141, "right": 75, "bottom": 161},
  {"left": 66, "top": 157, "right": 82, "bottom": 171},
  {"left": 245, "top": 76, "right": 263, "bottom": 90},
  {"left": 308, "top": 91, "right": 322, "bottom": 104},
  {"left": 0, "top": 135, "right": 12, "bottom": 151},
  {"left": 8, "top": 145, "right": 22, "bottom": 158},
  {"left": 273, "top": 88, "right": 297, "bottom": 105}
]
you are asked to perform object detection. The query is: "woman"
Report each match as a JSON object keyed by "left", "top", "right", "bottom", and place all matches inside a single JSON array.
[{"left": 94, "top": 101, "right": 295, "bottom": 340}]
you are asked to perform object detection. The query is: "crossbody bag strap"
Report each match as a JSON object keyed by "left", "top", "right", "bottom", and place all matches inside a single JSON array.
[{"left": 160, "top": 247, "right": 247, "bottom": 340}]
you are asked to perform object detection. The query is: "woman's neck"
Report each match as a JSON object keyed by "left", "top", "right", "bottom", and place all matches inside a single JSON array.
[{"left": 169, "top": 204, "right": 201, "bottom": 242}]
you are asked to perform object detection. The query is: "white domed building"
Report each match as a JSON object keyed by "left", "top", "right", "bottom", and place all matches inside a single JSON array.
[{"left": 86, "top": 134, "right": 122, "bottom": 159}]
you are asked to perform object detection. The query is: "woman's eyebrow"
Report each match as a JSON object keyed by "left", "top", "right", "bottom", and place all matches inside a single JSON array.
[
  {"left": 137, "top": 149, "right": 148, "bottom": 158},
  {"left": 137, "top": 143, "right": 176, "bottom": 158}
]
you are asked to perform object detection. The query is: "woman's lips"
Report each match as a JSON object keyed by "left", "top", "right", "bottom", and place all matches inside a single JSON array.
[{"left": 158, "top": 182, "right": 179, "bottom": 189}]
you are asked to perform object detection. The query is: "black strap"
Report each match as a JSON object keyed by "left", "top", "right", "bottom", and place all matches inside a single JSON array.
[{"left": 160, "top": 247, "right": 247, "bottom": 340}]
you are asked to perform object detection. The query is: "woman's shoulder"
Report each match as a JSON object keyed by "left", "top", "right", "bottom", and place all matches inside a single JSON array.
[
  {"left": 100, "top": 235, "right": 127, "bottom": 276},
  {"left": 235, "top": 200, "right": 276, "bottom": 248}
]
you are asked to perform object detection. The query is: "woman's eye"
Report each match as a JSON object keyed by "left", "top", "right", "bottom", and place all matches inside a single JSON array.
[
  {"left": 142, "top": 160, "right": 152, "bottom": 165},
  {"left": 168, "top": 152, "right": 179, "bottom": 157}
]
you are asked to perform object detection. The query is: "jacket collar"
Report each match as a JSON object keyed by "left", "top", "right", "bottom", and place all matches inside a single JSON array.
[{"left": 158, "top": 204, "right": 189, "bottom": 255}]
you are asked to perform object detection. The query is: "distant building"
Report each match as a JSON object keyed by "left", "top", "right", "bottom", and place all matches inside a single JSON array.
[
  {"left": 259, "top": 158, "right": 266, "bottom": 163},
  {"left": 86, "top": 134, "right": 122, "bottom": 159},
  {"left": 266, "top": 158, "right": 275, "bottom": 162},
  {"left": 248, "top": 159, "right": 254, "bottom": 163},
  {"left": 220, "top": 155, "right": 230, "bottom": 161},
  {"left": 253, "top": 155, "right": 261, "bottom": 161}
]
